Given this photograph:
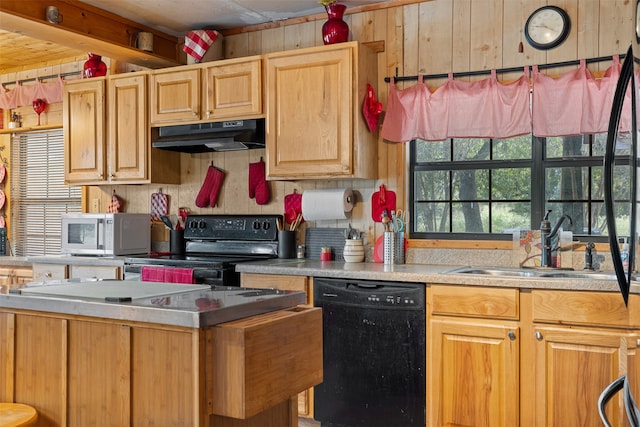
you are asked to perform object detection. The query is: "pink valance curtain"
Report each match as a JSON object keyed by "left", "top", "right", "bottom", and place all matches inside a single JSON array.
[
  {"left": 381, "top": 57, "right": 628, "bottom": 142},
  {"left": 532, "top": 56, "right": 631, "bottom": 136},
  {"left": 0, "top": 77, "right": 64, "bottom": 109}
]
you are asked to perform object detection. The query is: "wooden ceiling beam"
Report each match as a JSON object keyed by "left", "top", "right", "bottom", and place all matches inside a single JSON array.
[{"left": 0, "top": 0, "right": 183, "bottom": 69}]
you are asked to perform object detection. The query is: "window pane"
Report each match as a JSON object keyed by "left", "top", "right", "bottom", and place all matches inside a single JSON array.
[
  {"left": 452, "top": 169, "right": 488, "bottom": 200},
  {"left": 414, "top": 170, "right": 449, "bottom": 200},
  {"left": 452, "top": 202, "right": 488, "bottom": 233},
  {"left": 545, "top": 166, "right": 590, "bottom": 201},
  {"left": 593, "top": 133, "right": 607, "bottom": 156},
  {"left": 493, "top": 168, "right": 531, "bottom": 200},
  {"left": 493, "top": 135, "right": 532, "bottom": 160},
  {"left": 414, "top": 202, "right": 448, "bottom": 232},
  {"left": 453, "top": 138, "right": 489, "bottom": 161},
  {"left": 546, "top": 135, "right": 588, "bottom": 158},
  {"left": 492, "top": 202, "right": 531, "bottom": 233},
  {"left": 612, "top": 163, "right": 632, "bottom": 200},
  {"left": 415, "top": 139, "right": 450, "bottom": 162},
  {"left": 615, "top": 132, "right": 632, "bottom": 155}
]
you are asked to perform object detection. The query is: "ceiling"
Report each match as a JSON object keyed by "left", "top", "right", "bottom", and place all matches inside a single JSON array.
[
  {"left": 0, "top": 0, "right": 387, "bottom": 75},
  {"left": 81, "top": 0, "right": 385, "bottom": 36}
]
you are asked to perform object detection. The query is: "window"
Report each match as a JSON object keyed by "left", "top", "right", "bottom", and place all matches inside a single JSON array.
[
  {"left": 409, "top": 133, "right": 632, "bottom": 241},
  {"left": 10, "top": 129, "right": 81, "bottom": 255}
]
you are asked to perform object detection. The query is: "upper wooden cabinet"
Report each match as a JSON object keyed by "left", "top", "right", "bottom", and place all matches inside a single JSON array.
[
  {"left": 63, "top": 77, "right": 106, "bottom": 184},
  {"left": 202, "top": 56, "right": 262, "bottom": 120},
  {"left": 64, "top": 73, "right": 180, "bottom": 185},
  {"left": 149, "top": 56, "right": 262, "bottom": 125},
  {"left": 264, "top": 42, "right": 378, "bottom": 180},
  {"left": 149, "top": 67, "right": 201, "bottom": 124}
]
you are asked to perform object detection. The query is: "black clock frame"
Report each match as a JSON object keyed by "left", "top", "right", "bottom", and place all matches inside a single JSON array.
[{"left": 524, "top": 5, "right": 571, "bottom": 50}]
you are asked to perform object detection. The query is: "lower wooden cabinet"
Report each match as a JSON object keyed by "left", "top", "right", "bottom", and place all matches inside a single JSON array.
[
  {"left": 0, "top": 306, "right": 321, "bottom": 427},
  {"left": 240, "top": 273, "right": 315, "bottom": 418},
  {"left": 430, "top": 284, "right": 639, "bottom": 427}
]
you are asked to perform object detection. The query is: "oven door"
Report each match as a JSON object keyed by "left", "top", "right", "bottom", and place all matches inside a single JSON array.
[{"left": 123, "top": 263, "right": 240, "bottom": 286}]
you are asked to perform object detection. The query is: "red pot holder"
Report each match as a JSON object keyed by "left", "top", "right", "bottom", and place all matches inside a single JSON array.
[
  {"left": 371, "top": 184, "right": 396, "bottom": 222},
  {"left": 284, "top": 189, "right": 304, "bottom": 225}
]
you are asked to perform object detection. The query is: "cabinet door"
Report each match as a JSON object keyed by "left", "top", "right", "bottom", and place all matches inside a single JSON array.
[
  {"left": 265, "top": 44, "right": 352, "bottom": 178},
  {"left": 430, "top": 318, "right": 519, "bottom": 427},
  {"left": 530, "top": 325, "right": 634, "bottom": 427},
  {"left": 202, "top": 57, "right": 262, "bottom": 119},
  {"left": 108, "top": 74, "right": 148, "bottom": 182},
  {"left": 240, "top": 272, "right": 314, "bottom": 418},
  {"left": 150, "top": 68, "right": 200, "bottom": 124},
  {"left": 63, "top": 78, "right": 106, "bottom": 184}
]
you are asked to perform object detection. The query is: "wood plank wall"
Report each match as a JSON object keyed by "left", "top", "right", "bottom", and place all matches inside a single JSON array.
[{"left": 1, "top": 0, "right": 634, "bottom": 250}]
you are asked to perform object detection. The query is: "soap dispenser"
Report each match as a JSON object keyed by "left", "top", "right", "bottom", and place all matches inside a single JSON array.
[{"left": 620, "top": 237, "right": 629, "bottom": 272}]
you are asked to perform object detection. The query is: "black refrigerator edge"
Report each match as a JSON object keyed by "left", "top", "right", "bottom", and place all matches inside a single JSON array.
[{"left": 604, "top": 3, "right": 639, "bottom": 305}]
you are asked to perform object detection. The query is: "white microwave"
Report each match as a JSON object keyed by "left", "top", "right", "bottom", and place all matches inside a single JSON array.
[{"left": 61, "top": 213, "right": 151, "bottom": 256}]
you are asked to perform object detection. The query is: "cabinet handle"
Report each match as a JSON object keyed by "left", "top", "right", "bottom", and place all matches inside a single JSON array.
[
  {"left": 508, "top": 331, "right": 516, "bottom": 341},
  {"left": 206, "top": 111, "right": 211, "bottom": 117},
  {"left": 45, "top": 272, "right": 52, "bottom": 278},
  {"left": 193, "top": 112, "right": 198, "bottom": 116},
  {"left": 535, "top": 331, "right": 543, "bottom": 341}
]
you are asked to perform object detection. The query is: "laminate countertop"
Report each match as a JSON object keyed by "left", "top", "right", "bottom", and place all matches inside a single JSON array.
[{"left": 236, "top": 259, "right": 640, "bottom": 295}]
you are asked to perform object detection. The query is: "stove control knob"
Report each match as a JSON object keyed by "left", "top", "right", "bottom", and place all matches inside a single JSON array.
[
  {"left": 198, "top": 220, "right": 207, "bottom": 229},
  {"left": 262, "top": 221, "right": 271, "bottom": 230},
  {"left": 252, "top": 220, "right": 261, "bottom": 230}
]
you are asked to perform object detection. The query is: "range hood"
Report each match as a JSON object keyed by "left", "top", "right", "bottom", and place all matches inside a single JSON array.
[{"left": 152, "top": 118, "right": 265, "bottom": 153}]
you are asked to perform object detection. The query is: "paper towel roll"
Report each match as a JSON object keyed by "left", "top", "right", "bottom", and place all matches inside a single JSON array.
[{"left": 302, "top": 189, "right": 354, "bottom": 220}]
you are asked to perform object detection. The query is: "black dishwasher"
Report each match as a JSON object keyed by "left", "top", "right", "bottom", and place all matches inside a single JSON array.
[{"left": 313, "top": 277, "right": 426, "bottom": 427}]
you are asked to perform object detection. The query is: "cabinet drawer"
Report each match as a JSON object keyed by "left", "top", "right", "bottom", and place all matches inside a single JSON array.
[
  {"left": 241, "top": 273, "right": 310, "bottom": 304},
  {"left": 208, "top": 306, "right": 322, "bottom": 419},
  {"left": 69, "top": 265, "right": 121, "bottom": 280},
  {"left": 431, "top": 285, "right": 519, "bottom": 320},
  {"left": 532, "top": 290, "right": 639, "bottom": 328},
  {"left": 32, "top": 264, "right": 68, "bottom": 280}
]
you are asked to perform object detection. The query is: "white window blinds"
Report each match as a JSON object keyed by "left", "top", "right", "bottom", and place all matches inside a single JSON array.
[{"left": 10, "top": 129, "right": 81, "bottom": 256}]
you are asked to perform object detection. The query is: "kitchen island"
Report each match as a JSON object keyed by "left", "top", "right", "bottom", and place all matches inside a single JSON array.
[{"left": 0, "top": 280, "right": 322, "bottom": 427}]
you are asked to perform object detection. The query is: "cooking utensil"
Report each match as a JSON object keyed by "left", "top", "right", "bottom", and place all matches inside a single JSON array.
[{"left": 160, "top": 215, "right": 173, "bottom": 230}]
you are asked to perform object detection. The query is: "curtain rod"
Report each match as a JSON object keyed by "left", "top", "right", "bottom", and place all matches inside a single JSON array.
[
  {"left": 384, "top": 53, "right": 627, "bottom": 83},
  {"left": 1, "top": 71, "right": 82, "bottom": 88}
]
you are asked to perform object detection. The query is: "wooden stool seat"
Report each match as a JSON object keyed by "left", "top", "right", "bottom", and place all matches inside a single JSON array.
[{"left": 0, "top": 403, "right": 38, "bottom": 427}]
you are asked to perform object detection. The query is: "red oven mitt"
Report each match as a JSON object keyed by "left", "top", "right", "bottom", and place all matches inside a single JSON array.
[
  {"left": 196, "top": 165, "right": 225, "bottom": 208},
  {"left": 248, "top": 158, "right": 270, "bottom": 205}
]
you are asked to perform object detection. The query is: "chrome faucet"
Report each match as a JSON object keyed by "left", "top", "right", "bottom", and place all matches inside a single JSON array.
[{"left": 540, "top": 210, "right": 573, "bottom": 268}]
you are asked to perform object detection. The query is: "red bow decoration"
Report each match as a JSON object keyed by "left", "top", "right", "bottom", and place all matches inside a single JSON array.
[{"left": 362, "top": 83, "right": 383, "bottom": 132}]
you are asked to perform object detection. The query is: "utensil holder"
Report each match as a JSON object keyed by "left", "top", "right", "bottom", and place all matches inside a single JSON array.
[
  {"left": 278, "top": 230, "right": 296, "bottom": 259},
  {"left": 170, "top": 229, "right": 185, "bottom": 255},
  {"left": 383, "top": 231, "right": 404, "bottom": 265}
]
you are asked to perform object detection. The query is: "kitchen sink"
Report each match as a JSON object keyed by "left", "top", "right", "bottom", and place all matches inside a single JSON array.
[
  {"left": 444, "top": 266, "right": 636, "bottom": 281},
  {"left": 443, "top": 267, "right": 546, "bottom": 277}
]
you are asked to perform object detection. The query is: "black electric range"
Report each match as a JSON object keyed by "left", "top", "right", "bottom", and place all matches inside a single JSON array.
[{"left": 124, "top": 214, "right": 281, "bottom": 286}]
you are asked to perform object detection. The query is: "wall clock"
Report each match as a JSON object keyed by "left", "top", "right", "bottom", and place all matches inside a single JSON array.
[{"left": 524, "top": 6, "right": 571, "bottom": 50}]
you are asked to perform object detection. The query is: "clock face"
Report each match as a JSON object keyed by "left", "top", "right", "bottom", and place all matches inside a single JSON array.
[{"left": 525, "top": 6, "right": 571, "bottom": 50}]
